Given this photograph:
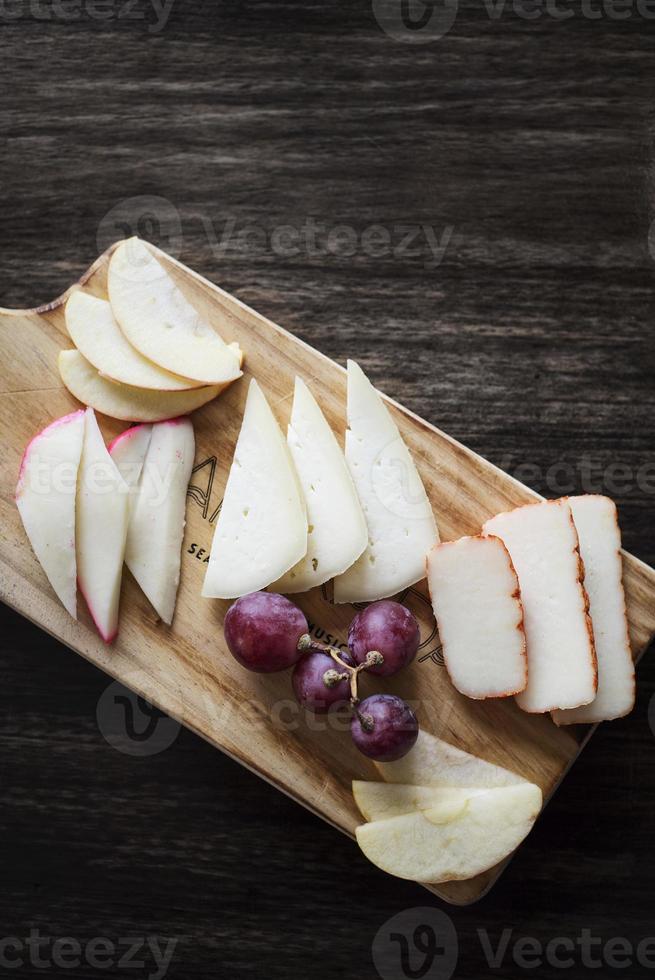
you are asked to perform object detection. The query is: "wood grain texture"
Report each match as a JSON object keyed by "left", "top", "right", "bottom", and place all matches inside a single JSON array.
[
  {"left": 1, "top": 0, "right": 655, "bottom": 974},
  {"left": 1, "top": 239, "right": 654, "bottom": 907}
]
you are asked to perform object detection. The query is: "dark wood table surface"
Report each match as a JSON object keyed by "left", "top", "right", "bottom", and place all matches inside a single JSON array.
[{"left": 2, "top": 2, "right": 655, "bottom": 977}]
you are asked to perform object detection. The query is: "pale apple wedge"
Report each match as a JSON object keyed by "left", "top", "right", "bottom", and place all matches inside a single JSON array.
[
  {"left": 65, "top": 291, "right": 202, "bottom": 391},
  {"left": 15, "top": 410, "right": 85, "bottom": 618},
  {"left": 355, "top": 783, "right": 542, "bottom": 883},
  {"left": 107, "top": 424, "right": 153, "bottom": 492},
  {"left": 375, "top": 729, "right": 527, "bottom": 788},
  {"left": 108, "top": 237, "right": 242, "bottom": 385},
  {"left": 120, "top": 417, "right": 195, "bottom": 624},
  {"left": 352, "top": 781, "right": 486, "bottom": 823},
  {"left": 59, "top": 350, "right": 224, "bottom": 422},
  {"left": 76, "top": 409, "right": 130, "bottom": 642}
]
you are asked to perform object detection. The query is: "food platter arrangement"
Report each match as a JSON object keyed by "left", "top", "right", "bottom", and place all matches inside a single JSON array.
[{"left": 2, "top": 237, "right": 655, "bottom": 905}]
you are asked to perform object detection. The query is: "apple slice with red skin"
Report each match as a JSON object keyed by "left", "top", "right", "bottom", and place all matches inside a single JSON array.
[{"left": 15, "top": 410, "right": 85, "bottom": 618}]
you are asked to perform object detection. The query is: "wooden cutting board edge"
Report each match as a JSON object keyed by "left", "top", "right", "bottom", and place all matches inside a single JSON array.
[{"left": 2, "top": 240, "right": 654, "bottom": 907}]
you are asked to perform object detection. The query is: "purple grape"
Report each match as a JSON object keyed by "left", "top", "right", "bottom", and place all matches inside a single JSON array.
[
  {"left": 224, "top": 592, "right": 308, "bottom": 673},
  {"left": 351, "top": 694, "right": 418, "bottom": 762},
  {"left": 348, "top": 600, "right": 420, "bottom": 677},
  {"left": 292, "top": 650, "right": 352, "bottom": 713}
]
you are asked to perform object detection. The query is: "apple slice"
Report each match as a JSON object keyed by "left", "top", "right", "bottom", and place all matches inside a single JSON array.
[
  {"left": 107, "top": 424, "right": 153, "bottom": 492},
  {"left": 333, "top": 360, "right": 439, "bottom": 603},
  {"left": 76, "top": 409, "right": 130, "bottom": 642},
  {"left": 273, "top": 378, "right": 367, "bottom": 593},
  {"left": 202, "top": 380, "right": 308, "bottom": 599},
  {"left": 15, "top": 410, "right": 85, "bottom": 618},
  {"left": 59, "top": 350, "right": 224, "bottom": 422},
  {"left": 352, "top": 781, "right": 486, "bottom": 822},
  {"left": 65, "top": 291, "right": 202, "bottom": 391},
  {"left": 107, "top": 237, "right": 243, "bottom": 385},
  {"left": 355, "top": 782, "right": 542, "bottom": 883},
  {"left": 375, "top": 728, "right": 527, "bottom": 788},
  {"left": 120, "top": 417, "right": 195, "bottom": 624}
]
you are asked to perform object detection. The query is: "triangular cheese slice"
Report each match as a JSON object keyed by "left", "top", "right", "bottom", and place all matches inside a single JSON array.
[
  {"left": 202, "top": 380, "right": 307, "bottom": 599},
  {"left": 273, "top": 378, "right": 367, "bottom": 593},
  {"left": 333, "top": 361, "right": 438, "bottom": 603}
]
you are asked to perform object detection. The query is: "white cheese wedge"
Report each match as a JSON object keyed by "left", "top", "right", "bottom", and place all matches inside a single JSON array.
[
  {"left": 65, "top": 291, "right": 201, "bottom": 391},
  {"left": 552, "top": 495, "right": 635, "bottom": 725},
  {"left": 202, "top": 380, "right": 307, "bottom": 599},
  {"left": 355, "top": 782, "right": 542, "bottom": 884},
  {"left": 483, "top": 500, "right": 597, "bottom": 713},
  {"left": 120, "top": 418, "right": 195, "bottom": 625},
  {"left": 375, "top": 728, "right": 527, "bottom": 788},
  {"left": 427, "top": 535, "right": 527, "bottom": 699},
  {"left": 108, "top": 238, "right": 242, "bottom": 385},
  {"left": 272, "top": 378, "right": 367, "bottom": 594},
  {"left": 333, "top": 361, "right": 439, "bottom": 603}
]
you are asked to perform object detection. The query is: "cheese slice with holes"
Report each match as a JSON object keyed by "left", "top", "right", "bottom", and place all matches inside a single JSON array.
[
  {"left": 333, "top": 361, "right": 438, "bottom": 603},
  {"left": 273, "top": 378, "right": 367, "bottom": 593},
  {"left": 202, "top": 380, "right": 307, "bottom": 599},
  {"left": 427, "top": 535, "right": 527, "bottom": 699},
  {"left": 552, "top": 495, "right": 635, "bottom": 725},
  {"left": 483, "top": 500, "right": 597, "bottom": 713}
]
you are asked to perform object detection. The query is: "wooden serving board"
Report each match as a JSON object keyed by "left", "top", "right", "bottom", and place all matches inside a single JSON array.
[{"left": 2, "top": 243, "right": 655, "bottom": 906}]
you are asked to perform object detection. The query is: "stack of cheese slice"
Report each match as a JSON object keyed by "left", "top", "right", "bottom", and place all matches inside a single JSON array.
[
  {"left": 353, "top": 730, "right": 542, "bottom": 883},
  {"left": 59, "top": 237, "right": 242, "bottom": 422},
  {"left": 16, "top": 409, "right": 195, "bottom": 640},
  {"left": 552, "top": 495, "right": 635, "bottom": 724},
  {"left": 483, "top": 499, "right": 598, "bottom": 714},
  {"left": 202, "top": 364, "right": 439, "bottom": 602}
]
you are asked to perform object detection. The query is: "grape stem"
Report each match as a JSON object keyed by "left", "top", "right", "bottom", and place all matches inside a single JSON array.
[{"left": 297, "top": 633, "right": 384, "bottom": 704}]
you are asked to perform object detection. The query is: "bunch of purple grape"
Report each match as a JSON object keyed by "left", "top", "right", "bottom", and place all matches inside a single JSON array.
[{"left": 224, "top": 592, "right": 421, "bottom": 762}]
